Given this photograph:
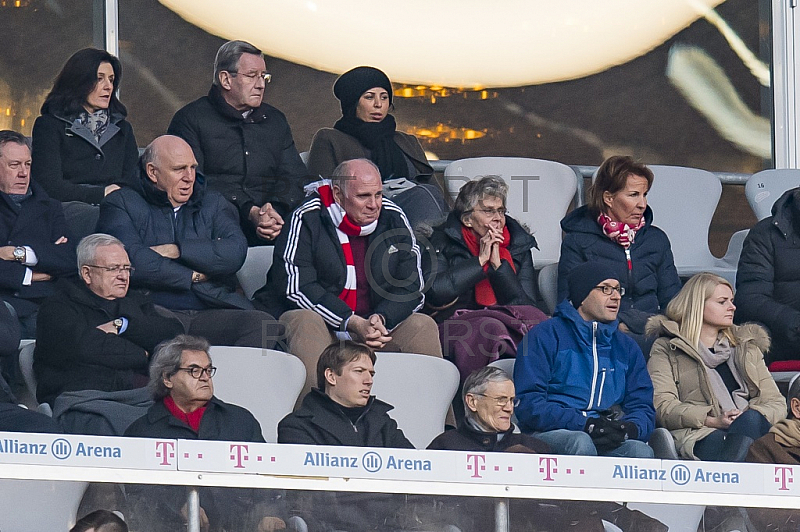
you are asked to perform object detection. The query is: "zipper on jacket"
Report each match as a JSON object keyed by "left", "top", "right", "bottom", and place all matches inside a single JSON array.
[
  {"left": 625, "top": 248, "right": 633, "bottom": 295},
  {"left": 587, "top": 322, "right": 599, "bottom": 410},
  {"left": 597, "top": 369, "right": 607, "bottom": 407}
]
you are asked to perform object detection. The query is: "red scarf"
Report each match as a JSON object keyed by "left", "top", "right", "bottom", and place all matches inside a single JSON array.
[
  {"left": 461, "top": 225, "right": 515, "bottom": 306},
  {"left": 597, "top": 212, "right": 644, "bottom": 249},
  {"left": 306, "top": 180, "right": 378, "bottom": 310},
  {"left": 164, "top": 395, "right": 206, "bottom": 433}
]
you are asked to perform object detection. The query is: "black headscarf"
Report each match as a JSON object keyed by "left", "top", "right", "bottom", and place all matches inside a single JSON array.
[{"left": 332, "top": 66, "right": 408, "bottom": 180}]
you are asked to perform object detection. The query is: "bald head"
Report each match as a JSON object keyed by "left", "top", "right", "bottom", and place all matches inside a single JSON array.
[
  {"left": 143, "top": 135, "right": 198, "bottom": 207},
  {"left": 331, "top": 158, "right": 383, "bottom": 227}
]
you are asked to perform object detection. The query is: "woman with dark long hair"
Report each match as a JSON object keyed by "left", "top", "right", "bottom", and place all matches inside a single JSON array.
[{"left": 31, "top": 48, "right": 138, "bottom": 238}]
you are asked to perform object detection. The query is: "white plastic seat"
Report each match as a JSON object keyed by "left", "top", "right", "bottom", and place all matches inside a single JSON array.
[
  {"left": 444, "top": 157, "right": 579, "bottom": 268},
  {"left": 0, "top": 479, "right": 87, "bottom": 531},
  {"left": 371, "top": 352, "right": 459, "bottom": 448},
  {"left": 487, "top": 357, "right": 515, "bottom": 377},
  {"left": 236, "top": 246, "right": 274, "bottom": 300},
  {"left": 16, "top": 340, "right": 51, "bottom": 416},
  {"left": 646, "top": 165, "right": 738, "bottom": 284},
  {"left": 209, "top": 346, "right": 306, "bottom": 443},
  {"left": 745, "top": 168, "right": 800, "bottom": 220},
  {"left": 536, "top": 262, "right": 560, "bottom": 314}
]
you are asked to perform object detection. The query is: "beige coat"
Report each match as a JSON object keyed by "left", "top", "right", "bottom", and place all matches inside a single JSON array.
[{"left": 646, "top": 316, "right": 785, "bottom": 459}]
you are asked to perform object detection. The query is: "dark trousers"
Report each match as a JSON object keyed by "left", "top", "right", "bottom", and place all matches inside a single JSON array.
[
  {"left": 694, "top": 409, "right": 771, "bottom": 462},
  {"left": 168, "top": 308, "right": 283, "bottom": 349},
  {"left": 0, "top": 403, "right": 62, "bottom": 433}
]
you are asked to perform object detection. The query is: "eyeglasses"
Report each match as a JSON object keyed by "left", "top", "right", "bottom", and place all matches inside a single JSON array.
[
  {"left": 177, "top": 366, "right": 217, "bottom": 379},
  {"left": 229, "top": 71, "right": 272, "bottom": 83},
  {"left": 84, "top": 264, "right": 135, "bottom": 275},
  {"left": 469, "top": 207, "right": 507, "bottom": 217},
  {"left": 594, "top": 285, "right": 625, "bottom": 296},
  {"left": 473, "top": 393, "right": 517, "bottom": 407}
]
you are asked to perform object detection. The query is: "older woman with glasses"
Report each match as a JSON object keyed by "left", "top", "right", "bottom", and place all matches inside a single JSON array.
[
  {"left": 423, "top": 176, "right": 546, "bottom": 385},
  {"left": 647, "top": 273, "right": 785, "bottom": 461},
  {"left": 125, "top": 335, "right": 288, "bottom": 532},
  {"left": 558, "top": 155, "right": 681, "bottom": 351}
]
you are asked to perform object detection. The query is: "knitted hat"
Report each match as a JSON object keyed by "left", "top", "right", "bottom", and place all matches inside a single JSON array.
[
  {"left": 333, "top": 66, "right": 393, "bottom": 116},
  {"left": 567, "top": 262, "right": 620, "bottom": 307}
]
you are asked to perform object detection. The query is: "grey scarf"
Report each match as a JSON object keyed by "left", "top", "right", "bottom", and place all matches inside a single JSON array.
[
  {"left": 79, "top": 109, "right": 109, "bottom": 143},
  {"left": 698, "top": 335, "right": 749, "bottom": 412}
]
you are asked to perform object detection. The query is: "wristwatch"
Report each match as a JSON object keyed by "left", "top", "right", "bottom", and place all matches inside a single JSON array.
[
  {"left": 192, "top": 272, "right": 202, "bottom": 283},
  {"left": 113, "top": 318, "right": 124, "bottom": 334},
  {"left": 12, "top": 246, "right": 25, "bottom": 263}
]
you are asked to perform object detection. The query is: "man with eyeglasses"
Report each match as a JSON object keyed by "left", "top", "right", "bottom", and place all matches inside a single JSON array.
[
  {"left": 34, "top": 233, "right": 183, "bottom": 426},
  {"left": 0, "top": 130, "right": 76, "bottom": 340},
  {"left": 514, "top": 261, "right": 656, "bottom": 457},
  {"left": 125, "top": 335, "right": 288, "bottom": 532},
  {"left": 168, "top": 39, "right": 309, "bottom": 246}
]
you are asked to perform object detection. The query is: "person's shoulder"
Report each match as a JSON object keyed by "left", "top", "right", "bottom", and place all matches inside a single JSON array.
[
  {"left": 175, "top": 95, "right": 213, "bottom": 114},
  {"left": 210, "top": 396, "right": 259, "bottom": 422}
]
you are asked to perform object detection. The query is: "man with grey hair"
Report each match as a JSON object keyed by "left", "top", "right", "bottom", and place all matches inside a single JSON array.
[
  {"left": 0, "top": 129, "right": 75, "bottom": 339},
  {"left": 428, "top": 366, "right": 549, "bottom": 452},
  {"left": 168, "top": 39, "right": 308, "bottom": 246},
  {"left": 256, "top": 158, "right": 442, "bottom": 399},
  {"left": 125, "top": 335, "right": 287, "bottom": 532},
  {"left": 34, "top": 233, "right": 182, "bottom": 414}
]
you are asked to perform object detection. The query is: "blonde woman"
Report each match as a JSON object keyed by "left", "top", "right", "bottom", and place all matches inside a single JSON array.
[{"left": 646, "top": 272, "right": 784, "bottom": 461}]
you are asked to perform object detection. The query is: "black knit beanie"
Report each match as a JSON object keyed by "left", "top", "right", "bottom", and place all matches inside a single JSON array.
[
  {"left": 333, "top": 66, "right": 393, "bottom": 116},
  {"left": 567, "top": 262, "right": 620, "bottom": 307}
]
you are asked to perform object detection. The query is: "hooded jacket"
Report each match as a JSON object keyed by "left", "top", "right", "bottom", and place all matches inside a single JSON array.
[
  {"left": 423, "top": 212, "right": 538, "bottom": 322},
  {"left": 735, "top": 188, "right": 800, "bottom": 363},
  {"left": 558, "top": 205, "right": 681, "bottom": 331},
  {"left": 514, "top": 300, "right": 655, "bottom": 441},
  {"left": 167, "top": 86, "right": 309, "bottom": 228},
  {"left": 31, "top": 111, "right": 139, "bottom": 205},
  {"left": 646, "top": 315, "right": 785, "bottom": 459},
  {"left": 277, "top": 389, "right": 413, "bottom": 448},
  {"left": 97, "top": 165, "right": 251, "bottom": 310}
]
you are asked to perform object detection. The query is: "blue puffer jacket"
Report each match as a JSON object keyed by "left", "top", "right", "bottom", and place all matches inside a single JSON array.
[
  {"left": 557, "top": 205, "right": 681, "bottom": 332},
  {"left": 514, "top": 300, "right": 655, "bottom": 441}
]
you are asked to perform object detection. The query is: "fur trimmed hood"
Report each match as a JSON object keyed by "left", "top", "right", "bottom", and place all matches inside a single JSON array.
[{"left": 645, "top": 314, "right": 770, "bottom": 353}]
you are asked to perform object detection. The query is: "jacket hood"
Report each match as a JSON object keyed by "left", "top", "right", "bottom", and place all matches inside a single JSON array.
[
  {"left": 768, "top": 187, "right": 800, "bottom": 237},
  {"left": 561, "top": 204, "right": 654, "bottom": 234},
  {"left": 553, "top": 299, "right": 618, "bottom": 346},
  {"left": 436, "top": 211, "right": 538, "bottom": 255},
  {"left": 646, "top": 314, "right": 770, "bottom": 353}
]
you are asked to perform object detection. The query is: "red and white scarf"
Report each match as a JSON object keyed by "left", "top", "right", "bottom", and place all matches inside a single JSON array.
[
  {"left": 597, "top": 212, "right": 645, "bottom": 249},
  {"left": 306, "top": 180, "right": 378, "bottom": 310}
]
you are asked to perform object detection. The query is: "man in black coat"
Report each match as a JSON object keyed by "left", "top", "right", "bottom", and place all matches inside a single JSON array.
[
  {"left": 168, "top": 40, "right": 309, "bottom": 246},
  {"left": 125, "top": 335, "right": 287, "bottom": 532},
  {"left": 98, "top": 135, "right": 282, "bottom": 348},
  {"left": 0, "top": 130, "right": 76, "bottom": 339},
  {"left": 737, "top": 187, "right": 800, "bottom": 364},
  {"left": 34, "top": 233, "right": 183, "bottom": 410}
]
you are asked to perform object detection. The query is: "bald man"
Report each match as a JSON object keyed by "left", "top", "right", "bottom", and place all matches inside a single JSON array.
[{"left": 98, "top": 135, "right": 282, "bottom": 348}]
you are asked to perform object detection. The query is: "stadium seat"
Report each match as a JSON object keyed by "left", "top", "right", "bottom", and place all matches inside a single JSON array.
[
  {"left": 236, "top": 246, "right": 274, "bottom": 300},
  {"left": 16, "top": 340, "right": 51, "bottom": 416},
  {"left": 299, "top": 151, "right": 310, "bottom": 167},
  {"left": 0, "top": 479, "right": 87, "bottom": 531},
  {"left": 209, "top": 346, "right": 306, "bottom": 443},
  {"left": 537, "top": 262, "right": 560, "bottom": 314},
  {"left": 444, "top": 157, "right": 579, "bottom": 268},
  {"left": 745, "top": 168, "right": 800, "bottom": 221},
  {"left": 371, "top": 352, "right": 459, "bottom": 448},
  {"left": 646, "top": 165, "right": 738, "bottom": 285}
]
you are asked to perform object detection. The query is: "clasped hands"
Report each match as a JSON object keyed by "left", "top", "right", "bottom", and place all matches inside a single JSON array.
[
  {"left": 347, "top": 314, "right": 391, "bottom": 348},
  {"left": 249, "top": 202, "right": 284, "bottom": 240}
]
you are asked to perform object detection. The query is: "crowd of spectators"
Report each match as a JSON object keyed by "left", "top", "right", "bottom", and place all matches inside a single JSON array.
[{"left": 3, "top": 38, "right": 800, "bottom": 530}]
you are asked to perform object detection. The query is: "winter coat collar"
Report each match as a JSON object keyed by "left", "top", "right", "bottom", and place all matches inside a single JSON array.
[
  {"left": 553, "top": 299, "right": 618, "bottom": 346},
  {"left": 133, "top": 163, "right": 208, "bottom": 210},
  {"left": 52, "top": 111, "right": 126, "bottom": 150},
  {"left": 294, "top": 388, "right": 395, "bottom": 423},
  {"left": 207, "top": 84, "right": 275, "bottom": 124},
  {"left": 561, "top": 204, "right": 655, "bottom": 237},
  {"left": 645, "top": 314, "right": 770, "bottom": 355},
  {"left": 768, "top": 188, "right": 798, "bottom": 238}
]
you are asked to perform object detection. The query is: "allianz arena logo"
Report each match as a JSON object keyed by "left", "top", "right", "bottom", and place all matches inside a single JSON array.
[
  {"left": 362, "top": 451, "right": 383, "bottom": 472},
  {"left": 670, "top": 464, "right": 691, "bottom": 485},
  {"left": 51, "top": 438, "right": 72, "bottom": 460}
]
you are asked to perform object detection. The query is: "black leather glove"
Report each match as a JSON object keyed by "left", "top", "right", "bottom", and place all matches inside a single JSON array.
[
  {"left": 585, "top": 417, "right": 628, "bottom": 452},
  {"left": 618, "top": 420, "right": 639, "bottom": 441}
]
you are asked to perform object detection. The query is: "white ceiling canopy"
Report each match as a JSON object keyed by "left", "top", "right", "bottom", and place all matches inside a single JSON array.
[{"left": 160, "top": 0, "right": 726, "bottom": 88}]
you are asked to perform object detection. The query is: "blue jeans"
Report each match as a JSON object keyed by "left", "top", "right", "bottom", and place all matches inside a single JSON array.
[{"left": 536, "top": 429, "right": 654, "bottom": 458}]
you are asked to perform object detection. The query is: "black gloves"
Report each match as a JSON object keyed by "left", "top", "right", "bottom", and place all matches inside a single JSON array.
[{"left": 584, "top": 417, "right": 638, "bottom": 453}]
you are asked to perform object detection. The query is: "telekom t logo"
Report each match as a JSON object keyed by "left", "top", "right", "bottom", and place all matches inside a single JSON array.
[
  {"left": 230, "top": 444, "right": 249, "bottom": 468},
  {"left": 154, "top": 441, "right": 175, "bottom": 466},
  {"left": 539, "top": 456, "right": 558, "bottom": 481},
  {"left": 466, "top": 454, "right": 486, "bottom": 478},
  {"left": 775, "top": 466, "right": 794, "bottom": 491}
]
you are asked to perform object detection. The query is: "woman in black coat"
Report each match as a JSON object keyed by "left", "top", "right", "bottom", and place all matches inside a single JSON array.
[
  {"left": 424, "top": 176, "right": 546, "bottom": 382},
  {"left": 31, "top": 48, "right": 139, "bottom": 239},
  {"left": 558, "top": 155, "right": 681, "bottom": 350}
]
